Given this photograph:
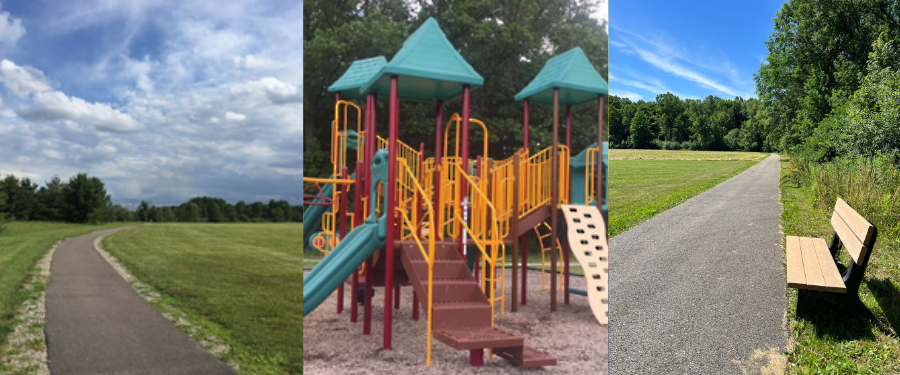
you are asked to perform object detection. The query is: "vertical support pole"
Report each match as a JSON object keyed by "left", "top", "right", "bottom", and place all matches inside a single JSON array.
[
  {"left": 383, "top": 76, "right": 399, "bottom": 350},
  {"left": 564, "top": 104, "right": 572, "bottom": 305},
  {"left": 470, "top": 349, "right": 484, "bottom": 367},
  {"left": 521, "top": 98, "right": 530, "bottom": 306},
  {"left": 550, "top": 89, "right": 559, "bottom": 312},
  {"left": 597, "top": 95, "right": 607, "bottom": 233},
  {"left": 351, "top": 161, "right": 362, "bottom": 323},
  {"left": 337, "top": 166, "right": 349, "bottom": 314},
  {"left": 458, "top": 85, "right": 471, "bottom": 257},
  {"left": 433, "top": 100, "right": 444, "bottom": 240},
  {"left": 511, "top": 153, "right": 520, "bottom": 312},
  {"left": 364, "top": 93, "right": 376, "bottom": 335}
]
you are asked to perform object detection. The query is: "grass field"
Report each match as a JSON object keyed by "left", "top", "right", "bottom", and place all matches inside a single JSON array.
[
  {"left": 0, "top": 222, "right": 127, "bottom": 350},
  {"left": 780, "top": 157, "right": 900, "bottom": 374},
  {"left": 609, "top": 149, "right": 769, "bottom": 237},
  {"left": 102, "top": 223, "right": 302, "bottom": 375}
]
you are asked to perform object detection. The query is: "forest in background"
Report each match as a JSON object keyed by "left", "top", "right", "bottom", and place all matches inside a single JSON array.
[
  {"left": 303, "top": 0, "right": 609, "bottom": 178},
  {"left": 0, "top": 172, "right": 302, "bottom": 232},
  {"left": 610, "top": 0, "right": 899, "bottom": 163}
]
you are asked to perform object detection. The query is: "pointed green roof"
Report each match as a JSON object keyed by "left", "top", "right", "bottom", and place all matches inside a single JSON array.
[
  {"left": 360, "top": 18, "right": 483, "bottom": 102},
  {"left": 515, "top": 47, "right": 608, "bottom": 105},
  {"left": 328, "top": 56, "right": 387, "bottom": 100}
]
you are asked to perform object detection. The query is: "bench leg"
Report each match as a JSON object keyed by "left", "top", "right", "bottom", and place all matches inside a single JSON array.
[{"left": 796, "top": 289, "right": 811, "bottom": 317}]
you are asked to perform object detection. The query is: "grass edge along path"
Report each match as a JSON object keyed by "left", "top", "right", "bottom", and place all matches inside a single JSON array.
[
  {"left": 0, "top": 221, "right": 130, "bottom": 371},
  {"left": 102, "top": 223, "right": 302, "bottom": 375},
  {"left": 609, "top": 150, "right": 769, "bottom": 237},
  {"left": 779, "top": 157, "right": 900, "bottom": 374}
]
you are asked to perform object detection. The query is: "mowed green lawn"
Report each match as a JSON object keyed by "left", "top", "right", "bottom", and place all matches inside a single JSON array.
[
  {"left": 609, "top": 149, "right": 769, "bottom": 237},
  {"left": 0, "top": 222, "right": 128, "bottom": 348},
  {"left": 102, "top": 223, "right": 302, "bottom": 375}
]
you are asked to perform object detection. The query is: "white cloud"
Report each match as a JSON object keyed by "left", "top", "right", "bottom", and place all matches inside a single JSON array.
[
  {"left": 0, "top": 7, "right": 25, "bottom": 44},
  {"left": 614, "top": 91, "right": 644, "bottom": 101},
  {"left": 231, "top": 77, "right": 301, "bottom": 104},
  {"left": 0, "top": 59, "right": 52, "bottom": 97},
  {"left": 233, "top": 54, "right": 278, "bottom": 69},
  {"left": 17, "top": 91, "right": 143, "bottom": 133},
  {"left": 224, "top": 111, "right": 246, "bottom": 122}
]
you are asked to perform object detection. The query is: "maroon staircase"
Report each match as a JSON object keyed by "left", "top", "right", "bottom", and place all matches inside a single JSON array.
[{"left": 398, "top": 240, "right": 556, "bottom": 368}]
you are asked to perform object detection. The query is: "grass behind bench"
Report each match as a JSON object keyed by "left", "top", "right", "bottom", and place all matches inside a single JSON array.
[
  {"left": 780, "top": 156, "right": 900, "bottom": 373},
  {"left": 102, "top": 223, "right": 302, "bottom": 374}
]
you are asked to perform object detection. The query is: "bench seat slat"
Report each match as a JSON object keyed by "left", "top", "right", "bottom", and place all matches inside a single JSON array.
[
  {"left": 786, "top": 236, "right": 846, "bottom": 293},
  {"left": 800, "top": 237, "right": 827, "bottom": 288},
  {"left": 831, "top": 211, "right": 867, "bottom": 264},
  {"left": 786, "top": 236, "right": 806, "bottom": 287},
  {"left": 812, "top": 238, "right": 847, "bottom": 293},
  {"left": 835, "top": 198, "right": 875, "bottom": 246}
]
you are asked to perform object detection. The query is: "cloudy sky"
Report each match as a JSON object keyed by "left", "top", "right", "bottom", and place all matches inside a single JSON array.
[
  {"left": 0, "top": 0, "right": 302, "bottom": 206},
  {"left": 609, "top": 0, "right": 784, "bottom": 101}
]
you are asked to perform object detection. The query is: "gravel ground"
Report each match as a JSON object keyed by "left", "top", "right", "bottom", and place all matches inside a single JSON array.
[
  {"left": 0, "top": 242, "right": 57, "bottom": 375},
  {"left": 303, "top": 268, "right": 608, "bottom": 374}
]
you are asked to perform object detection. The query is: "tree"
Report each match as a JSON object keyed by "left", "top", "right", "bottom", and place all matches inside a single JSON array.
[
  {"left": 629, "top": 110, "right": 652, "bottom": 149},
  {"left": 208, "top": 204, "right": 224, "bottom": 223},
  {"left": 62, "top": 174, "right": 111, "bottom": 223},
  {"left": 755, "top": 0, "right": 900, "bottom": 152},
  {"left": 35, "top": 176, "right": 65, "bottom": 221}
]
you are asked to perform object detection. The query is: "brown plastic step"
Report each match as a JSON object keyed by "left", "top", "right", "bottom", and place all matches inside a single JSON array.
[
  {"left": 432, "top": 301, "right": 492, "bottom": 329},
  {"left": 494, "top": 346, "right": 557, "bottom": 368},
  {"left": 429, "top": 279, "right": 484, "bottom": 303},
  {"left": 433, "top": 327, "right": 524, "bottom": 350},
  {"left": 407, "top": 259, "right": 471, "bottom": 280},
  {"left": 398, "top": 241, "right": 462, "bottom": 261}
]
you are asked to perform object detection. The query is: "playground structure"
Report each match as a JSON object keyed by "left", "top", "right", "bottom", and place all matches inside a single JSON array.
[{"left": 302, "top": 18, "right": 609, "bottom": 368}]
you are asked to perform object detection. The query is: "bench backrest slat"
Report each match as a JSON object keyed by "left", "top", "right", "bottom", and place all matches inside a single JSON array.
[
  {"left": 831, "top": 198, "right": 875, "bottom": 264},
  {"left": 835, "top": 198, "right": 875, "bottom": 246}
]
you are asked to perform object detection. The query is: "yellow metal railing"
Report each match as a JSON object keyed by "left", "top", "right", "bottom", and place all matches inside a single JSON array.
[
  {"left": 534, "top": 222, "right": 564, "bottom": 291},
  {"left": 331, "top": 101, "right": 362, "bottom": 178},
  {"left": 516, "top": 145, "right": 570, "bottom": 219},
  {"left": 446, "top": 161, "right": 506, "bottom": 317},
  {"left": 395, "top": 159, "right": 436, "bottom": 366},
  {"left": 377, "top": 135, "right": 422, "bottom": 180},
  {"left": 443, "top": 113, "right": 489, "bottom": 162}
]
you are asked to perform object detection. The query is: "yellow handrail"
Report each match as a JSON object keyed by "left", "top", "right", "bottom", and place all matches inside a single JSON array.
[
  {"left": 395, "top": 159, "right": 436, "bottom": 366},
  {"left": 448, "top": 161, "right": 506, "bottom": 317},
  {"left": 443, "top": 113, "right": 489, "bottom": 161},
  {"left": 585, "top": 147, "right": 599, "bottom": 205}
]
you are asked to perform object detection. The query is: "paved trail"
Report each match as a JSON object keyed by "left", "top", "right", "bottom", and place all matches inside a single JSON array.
[
  {"left": 45, "top": 227, "right": 235, "bottom": 375},
  {"left": 609, "top": 155, "right": 787, "bottom": 374}
]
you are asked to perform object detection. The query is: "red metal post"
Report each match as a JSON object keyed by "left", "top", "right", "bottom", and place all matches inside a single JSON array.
[
  {"left": 433, "top": 100, "right": 444, "bottom": 239},
  {"left": 458, "top": 85, "right": 471, "bottom": 258},
  {"left": 523, "top": 99, "right": 530, "bottom": 149},
  {"left": 470, "top": 349, "right": 484, "bottom": 366},
  {"left": 598, "top": 95, "right": 606, "bottom": 228},
  {"left": 383, "top": 76, "right": 399, "bottom": 350}
]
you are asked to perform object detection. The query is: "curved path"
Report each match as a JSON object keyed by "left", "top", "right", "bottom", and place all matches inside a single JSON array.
[
  {"left": 45, "top": 227, "right": 235, "bottom": 375},
  {"left": 609, "top": 154, "right": 786, "bottom": 374}
]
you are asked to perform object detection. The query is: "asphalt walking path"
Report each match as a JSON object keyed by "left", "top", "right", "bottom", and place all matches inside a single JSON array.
[
  {"left": 609, "top": 154, "right": 787, "bottom": 374},
  {"left": 45, "top": 227, "right": 235, "bottom": 375}
]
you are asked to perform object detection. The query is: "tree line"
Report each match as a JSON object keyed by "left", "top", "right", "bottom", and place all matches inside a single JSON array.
[
  {"left": 0, "top": 173, "right": 301, "bottom": 229},
  {"left": 134, "top": 197, "right": 302, "bottom": 223},
  {"left": 608, "top": 94, "right": 767, "bottom": 152},
  {"left": 610, "top": 0, "right": 900, "bottom": 163},
  {"left": 304, "top": 0, "right": 609, "bottom": 178}
]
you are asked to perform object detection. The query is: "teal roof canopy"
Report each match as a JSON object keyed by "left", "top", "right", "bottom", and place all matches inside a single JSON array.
[
  {"left": 515, "top": 47, "right": 608, "bottom": 106},
  {"left": 328, "top": 56, "right": 387, "bottom": 100},
  {"left": 360, "top": 18, "right": 483, "bottom": 102}
]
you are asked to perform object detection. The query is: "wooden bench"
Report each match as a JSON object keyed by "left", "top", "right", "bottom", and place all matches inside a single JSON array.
[{"left": 786, "top": 198, "right": 878, "bottom": 315}]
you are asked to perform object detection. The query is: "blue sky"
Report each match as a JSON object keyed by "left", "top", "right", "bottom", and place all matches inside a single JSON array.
[
  {"left": 0, "top": 0, "right": 302, "bottom": 206},
  {"left": 609, "top": 1, "right": 786, "bottom": 102}
]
